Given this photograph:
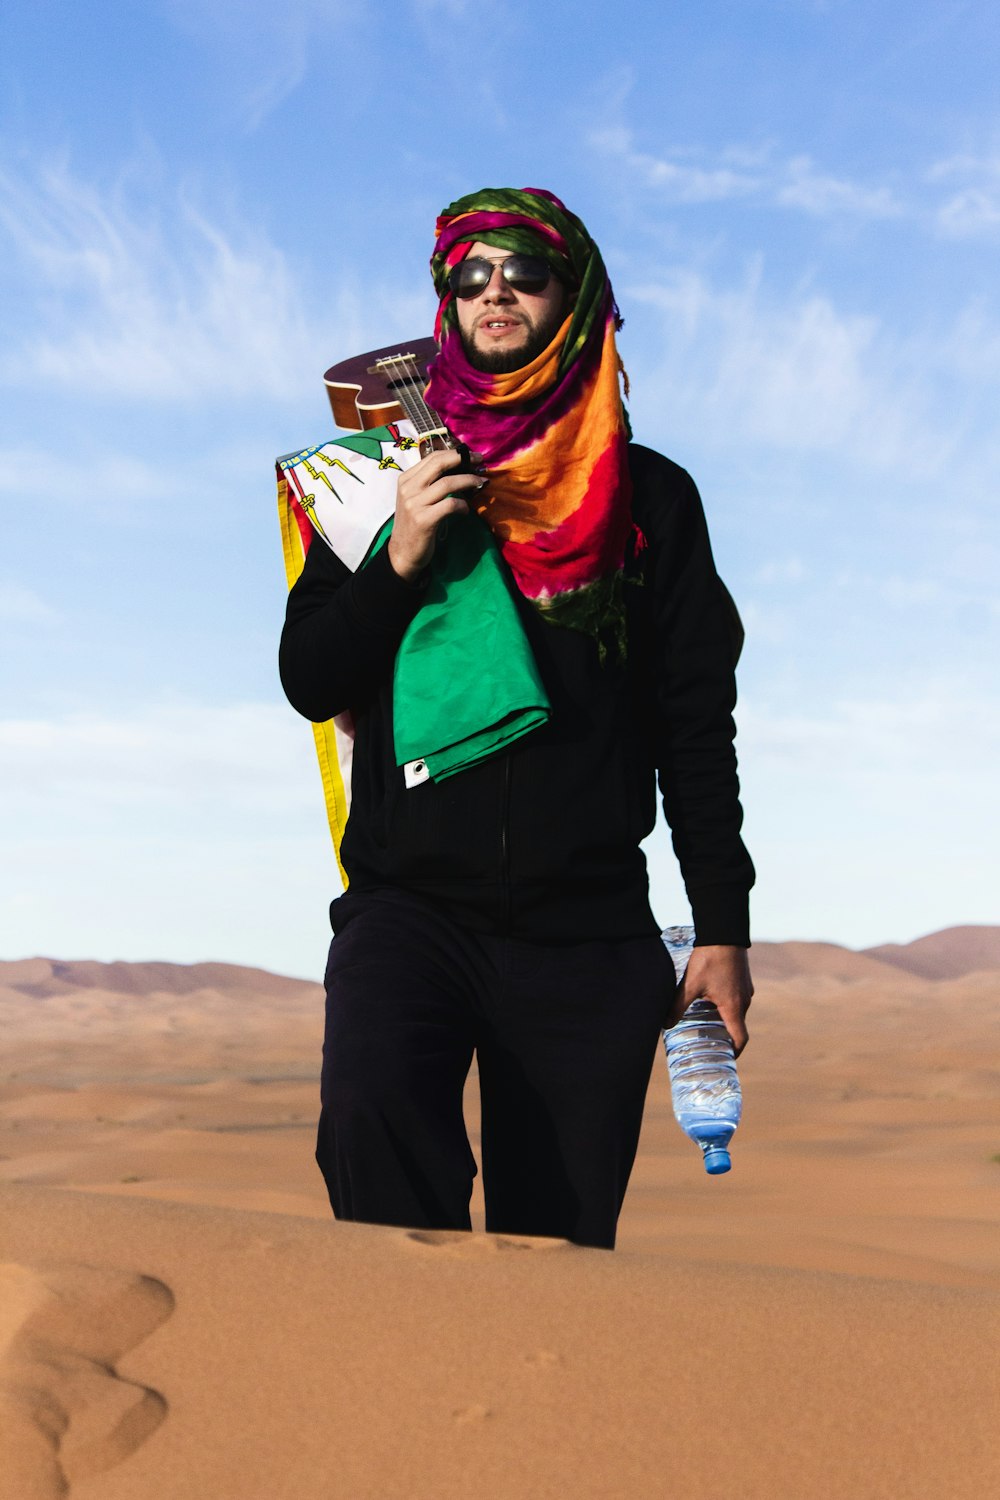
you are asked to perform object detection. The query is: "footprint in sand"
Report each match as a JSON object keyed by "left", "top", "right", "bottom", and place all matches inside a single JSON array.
[
  {"left": 0, "top": 1260, "right": 174, "bottom": 1500},
  {"left": 451, "top": 1403, "right": 493, "bottom": 1424},
  {"left": 522, "top": 1348, "right": 562, "bottom": 1367},
  {"left": 404, "top": 1229, "right": 569, "bottom": 1256}
]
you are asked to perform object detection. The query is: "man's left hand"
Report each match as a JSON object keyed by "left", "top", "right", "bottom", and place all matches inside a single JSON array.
[{"left": 672, "top": 946, "right": 754, "bottom": 1056}]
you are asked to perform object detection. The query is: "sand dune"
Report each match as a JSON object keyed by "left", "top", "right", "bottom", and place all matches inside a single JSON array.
[
  {"left": 1, "top": 934, "right": 998, "bottom": 1496},
  {"left": 865, "top": 923, "right": 1000, "bottom": 980},
  {"left": 4, "top": 956, "right": 316, "bottom": 1001},
  {"left": 1, "top": 1187, "right": 997, "bottom": 1500},
  {"left": 747, "top": 939, "right": 922, "bottom": 984}
]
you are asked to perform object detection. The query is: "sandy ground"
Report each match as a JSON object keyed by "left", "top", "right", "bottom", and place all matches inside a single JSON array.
[{"left": 1, "top": 934, "right": 998, "bottom": 1497}]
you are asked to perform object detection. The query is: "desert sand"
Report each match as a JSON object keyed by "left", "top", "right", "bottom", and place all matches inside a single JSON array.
[{"left": 1, "top": 929, "right": 998, "bottom": 1498}]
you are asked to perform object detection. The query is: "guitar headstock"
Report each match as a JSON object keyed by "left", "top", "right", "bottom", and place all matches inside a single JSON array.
[{"left": 323, "top": 336, "right": 439, "bottom": 431}]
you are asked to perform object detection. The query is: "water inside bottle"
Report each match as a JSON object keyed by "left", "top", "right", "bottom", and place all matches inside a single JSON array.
[{"left": 660, "top": 922, "right": 742, "bottom": 1173}]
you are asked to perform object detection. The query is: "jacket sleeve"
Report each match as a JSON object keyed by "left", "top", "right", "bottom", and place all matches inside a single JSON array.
[
  {"left": 279, "top": 534, "right": 426, "bottom": 723},
  {"left": 634, "top": 446, "right": 755, "bottom": 948}
]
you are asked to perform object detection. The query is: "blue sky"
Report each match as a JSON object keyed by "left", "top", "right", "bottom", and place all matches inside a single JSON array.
[{"left": 1, "top": 0, "right": 997, "bottom": 975}]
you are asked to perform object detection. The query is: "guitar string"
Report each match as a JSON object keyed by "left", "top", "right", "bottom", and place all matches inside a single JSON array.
[
  {"left": 395, "top": 356, "right": 432, "bottom": 433},
  {"left": 374, "top": 354, "right": 424, "bottom": 430},
  {"left": 378, "top": 352, "right": 451, "bottom": 446},
  {"left": 380, "top": 356, "right": 420, "bottom": 429},
  {"left": 400, "top": 354, "right": 445, "bottom": 440},
  {"left": 409, "top": 353, "right": 455, "bottom": 449}
]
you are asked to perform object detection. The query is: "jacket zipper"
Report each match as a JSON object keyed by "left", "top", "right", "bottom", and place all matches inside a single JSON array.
[{"left": 500, "top": 751, "right": 512, "bottom": 933}]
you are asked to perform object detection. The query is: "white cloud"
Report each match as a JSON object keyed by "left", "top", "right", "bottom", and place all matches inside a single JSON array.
[
  {"left": 3, "top": 826, "right": 335, "bottom": 975},
  {"left": 2, "top": 675, "right": 993, "bottom": 966},
  {"left": 642, "top": 677, "right": 1000, "bottom": 947},
  {"left": 0, "top": 698, "right": 340, "bottom": 972},
  {"left": 625, "top": 265, "right": 954, "bottom": 475},
  {"left": 734, "top": 600, "right": 796, "bottom": 647},
  {"left": 739, "top": 690, "right": 990, "bottom": 778},
  {"left": 731, "top": 684, "right": 1000, "bottom": 944},
  {"left": 735, "top": 683, "right": 1000, "bottom": 861},
  {"left": 0, "top": 445, "right": 186, "bottom": 512},
  {"left": 0, "top": 701, "right": 319, "bottom": 822},
  {"left": 876, "top": 576, "right": 944, "bottom": 608},
  {"left": 928, "top": 153, "right": 1000, "bottom": 238},
  {"left": 590, "top": 129, "right": 903, "bottom": 219},
  {"left": 594, "top": 127, "right": 1000, "bottom": 237},
  {"left": 776, "top": 155, "right": 902, "bottom": 218},
  {"left": 939, "top": 189, "right": 1000, "bottom": 237},
  {"left": 710, "top": 292, "right": 880, "bottom": 448},
  {"left": 590, "top": 129, "right": 761, "bottom": 205},
  {"left": 0, "top": 160, "right": 385, "bottom": 404},
  {"left": 590, "top": 128, "right": 763, "bottom": 204},
  {"left": 754, "top": 557, "right": 808, "bottom": 586}
]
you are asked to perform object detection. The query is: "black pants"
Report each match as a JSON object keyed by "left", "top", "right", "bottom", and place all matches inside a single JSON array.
[{"left": 316, "top": 889, "right": 674, "bottom": 1249}]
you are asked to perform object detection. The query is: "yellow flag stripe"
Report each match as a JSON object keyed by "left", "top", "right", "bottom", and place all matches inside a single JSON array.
[{"left": 277, "top": 473, "right": 350, "bottom": 889}]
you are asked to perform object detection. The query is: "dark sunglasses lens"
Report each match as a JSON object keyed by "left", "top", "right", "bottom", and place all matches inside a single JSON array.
[
  {"left": 503, "top": 255, "right": 551, "bottom": 292},
  {"left": 448, "top": 255, "right": 553, "bottom": 298},
  {"left": 449, "top": 259, "right": 493, "bottom": 298}
]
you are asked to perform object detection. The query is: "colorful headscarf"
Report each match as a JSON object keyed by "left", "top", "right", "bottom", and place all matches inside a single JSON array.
[{"left": 424, "top": 187, "right": 632, "bottom": 654}]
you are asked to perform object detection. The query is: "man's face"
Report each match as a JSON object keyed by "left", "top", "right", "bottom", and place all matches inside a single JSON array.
[{"left": 454, "top": 240, "right": 568, "bottom": 374}]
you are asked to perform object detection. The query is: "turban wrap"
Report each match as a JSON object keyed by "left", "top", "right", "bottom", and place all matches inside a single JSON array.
[{"left": 424, "top": 187, "right": 632, "bottom": 655}]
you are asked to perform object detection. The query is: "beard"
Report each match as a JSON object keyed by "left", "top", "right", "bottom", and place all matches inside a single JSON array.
[{"left": 460, "top": 301, "right": 566, "bottom": 374}]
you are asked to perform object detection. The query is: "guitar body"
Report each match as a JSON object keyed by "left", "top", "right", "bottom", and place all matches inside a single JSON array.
[{"left": 323, "top": 336, "right": 439, "bottom": 432}]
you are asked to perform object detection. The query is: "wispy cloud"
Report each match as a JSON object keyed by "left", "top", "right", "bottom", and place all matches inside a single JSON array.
[
  {"left": 0, "top": 161, "right": 318, "bottom": 401},
  {"left": 0, "top": 445, "right": 184, "bottom": 510},
  {"left": 0, "top": 698, "right": 336, "bottom": 971},
  {"left": 0, "top": 701, "right": 317, "bottom": 825},
  {"left": 928, "top": 152, "right": 1000, "bottom": 238},
  {"left": 740, "top": 688, "right": 1000, "bottom": 782},
  {"left": 623, "top": 264, "right": 964, "bottom": 476},
  {"left": 775, "top": 156, "right": 901, "bottom": 218},
  {"left": 935, "top": 300, "right": 1000, "bottom": 385},
  {"left": 590, "top": 128, "right": 764, "bottom": 204},
  {"left": 643, "top": 678, "right": 1000, "bottom": 945},
  {"left": 731, "top": 683, "right": 1000, "bottom": 942},
  {"left": 753, "top": 557, "right": 808, "bottom": 586},
  {"left": 595, "top": 127, "right": 1000, "bottom": 239},
  {"left": 0, "top": 159, "right": 414, "bottom": 405},
  {"left": 590, "top": 128, "right": 904, "bottom": 220}
]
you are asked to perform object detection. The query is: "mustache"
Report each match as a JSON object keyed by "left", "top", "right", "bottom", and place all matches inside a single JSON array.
[{"left": 474, "top": 310, "right": 528, "bottom": 330}]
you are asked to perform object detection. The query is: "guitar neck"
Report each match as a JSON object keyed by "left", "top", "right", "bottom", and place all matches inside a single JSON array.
[
  {"left": 368, "top": 353, "right": 451, "bottom": 447},
  {"left": 323, "top": 336, "right": 451, "bottom": 442}
]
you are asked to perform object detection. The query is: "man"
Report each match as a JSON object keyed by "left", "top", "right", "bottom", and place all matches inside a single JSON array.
[{"left": 279, "top": 187, "right": 754, "bottom": 1249}]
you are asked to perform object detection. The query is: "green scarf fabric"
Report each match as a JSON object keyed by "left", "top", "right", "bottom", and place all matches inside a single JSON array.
[{"left": 365, "top": 510, "right": 551, "bottom": 781}]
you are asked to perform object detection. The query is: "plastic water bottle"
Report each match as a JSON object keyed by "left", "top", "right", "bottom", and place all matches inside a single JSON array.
[{"left": 661, "top": 924, "right": 742, "bottom": 1175}]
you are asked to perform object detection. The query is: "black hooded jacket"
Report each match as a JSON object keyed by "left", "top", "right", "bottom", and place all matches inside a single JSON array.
[{"left": 279, "top": 443, "right": 754, "bottom": 946}]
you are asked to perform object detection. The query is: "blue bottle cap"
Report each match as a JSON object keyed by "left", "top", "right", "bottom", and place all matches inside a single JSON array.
[{"left": 703, "top": 1145, "right": 732, "bottom": 1175}]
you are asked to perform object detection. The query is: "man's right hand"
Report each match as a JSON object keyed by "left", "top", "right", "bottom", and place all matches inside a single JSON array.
[{"left": 387, "top": 448, "right": 486, "bottom": 582}]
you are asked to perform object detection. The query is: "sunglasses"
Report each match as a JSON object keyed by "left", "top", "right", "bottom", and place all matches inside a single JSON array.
[{"left": 447, "top": 253, "right": 556, "bottom": 300}]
